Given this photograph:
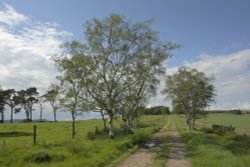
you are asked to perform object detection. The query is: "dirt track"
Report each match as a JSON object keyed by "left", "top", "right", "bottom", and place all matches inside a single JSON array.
[
  {"left": 115, "top": 121, "right": 191, "bottom": 167},
  {"left": 165, "top": 126, "right": 191, "bottom": 167}
]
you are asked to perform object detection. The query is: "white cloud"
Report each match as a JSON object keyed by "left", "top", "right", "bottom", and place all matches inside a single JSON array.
[
  {"left": 149, "top": 49, "right": 250, "bottom": 110},
  {"left": 0, "top": 4, "right": 28, "bottom": 26},
  {"left": 0, "top": 3, "right": 72, "bottom": 92}
]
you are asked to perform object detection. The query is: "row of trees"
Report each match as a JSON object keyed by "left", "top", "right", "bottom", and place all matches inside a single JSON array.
[
  {"left": 0, "top": 87, "right": 38, "bottom": 123},
  {"left": 143, "top": 106, "right": 170, "bottom": 115},
  {"left": 0, "top": 84, "right": 61, "bottom": 123}
]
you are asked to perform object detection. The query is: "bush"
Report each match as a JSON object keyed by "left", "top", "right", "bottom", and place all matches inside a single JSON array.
[
  {"left": 26, "top": 151, "right": 51, "bottom": 163},
  {"left": 131, "top": 133, "right": 149, "bottom": 145},
  {"left": 116, "top": 141, "right": 133, "bottom": 151},
  {"left": 86, "top": 131, "right": 96, "bottom": 140},
  {"left": 201, "top": 127, "right": 214, "bottom": 134}
]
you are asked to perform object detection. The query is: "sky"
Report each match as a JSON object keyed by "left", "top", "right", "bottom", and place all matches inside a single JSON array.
[{"left": 0, "top": 0, "right": 250, "bottom": 120}]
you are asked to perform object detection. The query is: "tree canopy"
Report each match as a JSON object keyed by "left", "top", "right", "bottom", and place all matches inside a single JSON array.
[
  {"left": 162, "top": 67, "right": 216, "bottom": 129},
  {"left": 55, "top": 14, "right": 178, "bottom": 137}
]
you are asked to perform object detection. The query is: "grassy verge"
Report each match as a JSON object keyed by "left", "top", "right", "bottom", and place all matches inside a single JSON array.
[
  {"left": 0, "top": 115, "right": 167, "bottom": 167},
  {"left": 171, "top": 114, "right": 250, "bottom": 167}
]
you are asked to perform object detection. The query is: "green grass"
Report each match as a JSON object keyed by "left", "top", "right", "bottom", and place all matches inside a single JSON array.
[
  {"left": 171, "top": 114, "right": 250, "bottom": 167},
  {"left": 0, "top": 115, "right": 167, "bottom": 167},
  {"left": 198, "top": 113, "right": 250, "bottom": 129}
]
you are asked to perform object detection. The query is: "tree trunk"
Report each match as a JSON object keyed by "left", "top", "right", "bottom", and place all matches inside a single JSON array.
[
  {"left": 127, "top": 118, "right": 132, "bottom": 133},
  {"left": 10, "top": 108, "right": 14, "bottom": 123},
  {"left": 25, "top": 109, "right": 29, "bottom": 122},
  {"left": 53, "top": 109, "right": 57, "bottom": 122},
  {"left": 187, "top": 118, "right": 192, "bottom": 130},
  {"left": 40, "top": 109, "right": 43, "bottom": 122},
  {"left": 30, "top": 107, "right": 33, "bottom": 122},
  {"left": 72, "top": 112, "right": 76, "bottom": 139},
  {"left": 100, "top": 110, "right": 107, "bottom": 131},
  {"left": 192, "top": 119, "right": 195, "bottom": 130},
  {"left": 108, "top": 116, "right": 115, "bottom": 138}
]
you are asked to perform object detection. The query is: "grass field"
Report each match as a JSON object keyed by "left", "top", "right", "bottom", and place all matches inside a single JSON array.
[
  {"left": 198, "top": 113, "right": 250, "bottom": 129},
  {"left": 0, "top": 115, "right": 167, "bottom": 167},
  {"left": 171, "top": 114, "right": 250, "bottom": 167},
  {"left": 1, "top": 113, "right": 249, "bottom": 167}
]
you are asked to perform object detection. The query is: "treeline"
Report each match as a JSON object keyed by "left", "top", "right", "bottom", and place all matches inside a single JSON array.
[
  {"left": 143, "top": 106, "right": 170, "bottom": 115},
  {"left": 205, "top": 110, "right": 250, "bottom": 114},
  {"left": 0, "top": 85, "right": 60, "bottom": 123}
]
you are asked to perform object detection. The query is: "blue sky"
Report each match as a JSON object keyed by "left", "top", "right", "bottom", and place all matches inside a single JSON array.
[
  {"left": 0, "top": 0, "right": 250, "bottom": 120},
  {"left": 4, "top": 0, "right": 250, "bottom": 66}
]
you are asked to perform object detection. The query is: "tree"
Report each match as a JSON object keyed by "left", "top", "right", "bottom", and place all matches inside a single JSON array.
[
  {"left": 162, "top": 67, "right": 216, "bottom": 129},
  {"left": 38, "top": 96, "right": 46, "bottom": 122},
  {"left": 43, "top": 83, "right": 61, "bottom": 122},
  {"left": 16, "top": 87, "right": 39, "bottom": 122},
  {"left": 4, "top": 89, "right": 19, "bottom": 123},
  {"left": 55, "top": 53, "right": 89, "bottom": 138},
  {"left": 56, "top": 14, "right": 177, "bottom": 138}
]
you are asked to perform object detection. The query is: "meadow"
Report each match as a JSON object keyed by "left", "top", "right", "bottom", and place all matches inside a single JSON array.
[
  {"left": 1, "top": 113, "right": 249, "bottom": 167},
  {"left": 171, "top": 114, "right": 250, "bottom": 167},
  {"left": 0, "top": 115, "right": 167, "bottom": 167},
  {"left": 198, "top": 113, "right": 250, "bottom": 129}
]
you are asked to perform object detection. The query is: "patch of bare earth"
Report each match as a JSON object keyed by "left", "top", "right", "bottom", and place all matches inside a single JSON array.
[
  {"left": 115, "top": 124, "right": 168, "bottom": 167},
  {"left": 165, "top": 127, "right": 191, "bottom": 167}
]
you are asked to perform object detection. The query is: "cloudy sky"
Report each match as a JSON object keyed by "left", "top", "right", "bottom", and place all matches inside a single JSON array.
[{"left": 0, "top": 1, "right": 250, "bottom": 120}]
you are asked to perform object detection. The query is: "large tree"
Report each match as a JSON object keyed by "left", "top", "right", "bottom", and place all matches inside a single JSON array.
[
  {"left": 56, "top": 14, "right": 177, "bottom": 137},
  {"left": 162, "top": 67, "right": 216, "bottom": 129},
  {"left": 16, "top": 87, "right": 39, "bottom": 122},
  {"left": 4, "top": 89, "right": 19, "bottom": 123}
]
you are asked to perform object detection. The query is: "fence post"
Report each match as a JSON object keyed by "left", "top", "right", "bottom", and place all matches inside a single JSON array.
[{"left": 33, "top": 125, "right": 37, "bottom": 145}]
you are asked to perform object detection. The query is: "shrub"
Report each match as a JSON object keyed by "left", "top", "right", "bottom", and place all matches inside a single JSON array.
[
  {"left": 116, "top": 141, "right": 133, "bottom": 151},
  {"left": 201, "top": 127, "right": 214, "bottom": 134},
  {"left": 131, "top": 133, "right": 149, "bottom": 145},
  {"left": 25, "top": 151, "right": 51, "bottom": 163},
  {"left": 86, "top": 131, "right": 96, "bottom": 140}
]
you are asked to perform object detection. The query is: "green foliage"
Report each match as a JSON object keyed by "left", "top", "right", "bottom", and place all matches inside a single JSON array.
[{"left": 162, "top": 67, "right": 216, "bottom": 129}]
